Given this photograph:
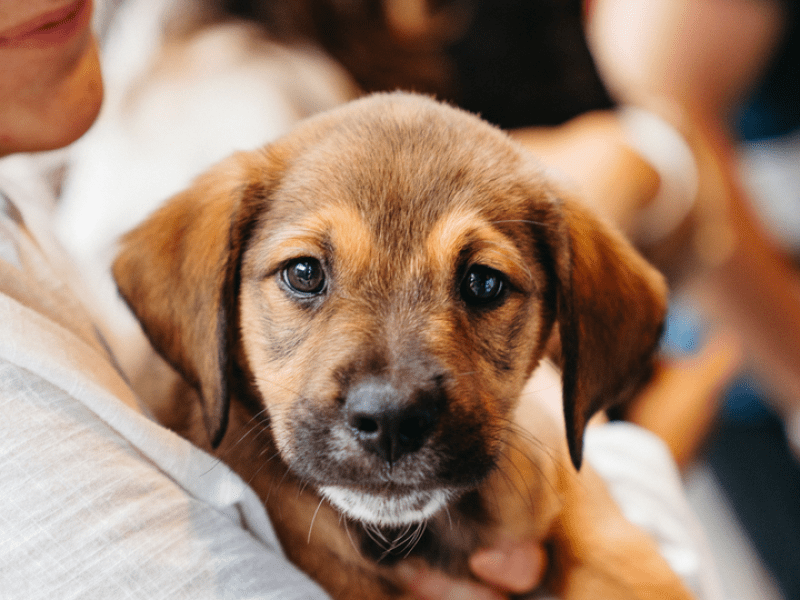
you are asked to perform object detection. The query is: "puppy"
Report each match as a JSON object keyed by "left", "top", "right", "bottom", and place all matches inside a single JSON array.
[{"left": 114, "top": 92, "right": 672, "bottom": 598}]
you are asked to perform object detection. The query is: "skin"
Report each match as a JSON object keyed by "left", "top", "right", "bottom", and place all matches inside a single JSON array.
[{"left": 0, "top": 0, "right": 102, "bottom": 156}]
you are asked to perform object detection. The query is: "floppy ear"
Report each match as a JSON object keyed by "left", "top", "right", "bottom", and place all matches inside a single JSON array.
[
  {"left": 113, "top": 151, "right": 277, "bottom": 446},
  {"left": 548, "top": 198, "right": 667, "bottom": 470}
]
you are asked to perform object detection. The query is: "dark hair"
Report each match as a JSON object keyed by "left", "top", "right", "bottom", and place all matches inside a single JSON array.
[{"left": 190, "top": 0, "right": 612, "bottom": 128}]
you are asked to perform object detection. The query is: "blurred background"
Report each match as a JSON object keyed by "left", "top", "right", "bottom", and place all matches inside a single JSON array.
[{"left": 2, "top": 0, "right": 797, "bottom": 598}]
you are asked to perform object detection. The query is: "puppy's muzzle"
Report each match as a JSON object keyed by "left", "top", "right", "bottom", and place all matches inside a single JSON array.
[
  {"left": 344, "top": 377, "right": 443, "bottom": 465},
  {"left": 315, "top": 372, "right": 463, "bottom": 528}
]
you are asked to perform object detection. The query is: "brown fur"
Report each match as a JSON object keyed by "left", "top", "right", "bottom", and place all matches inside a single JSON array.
[{"left": 114, "top": 93, "right": 669, "bottom": 599}]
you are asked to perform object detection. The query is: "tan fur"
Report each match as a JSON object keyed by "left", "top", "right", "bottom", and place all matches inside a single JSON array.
[{"left": 114, "top": 93, "right": 674, "bottom": 599}]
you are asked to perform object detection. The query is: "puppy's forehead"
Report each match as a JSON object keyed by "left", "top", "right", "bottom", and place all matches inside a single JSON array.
[{"left": 264, "top": 95, "right": 550, "bottom": 251}]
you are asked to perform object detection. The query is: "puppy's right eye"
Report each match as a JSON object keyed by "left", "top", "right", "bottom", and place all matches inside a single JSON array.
[{"left": 283, "top": 258, "right": 326, "bottom": 295}]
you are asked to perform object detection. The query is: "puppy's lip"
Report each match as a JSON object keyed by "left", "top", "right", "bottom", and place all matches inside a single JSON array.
[{"left": 319, "top": 485, "right": 454, "bottom": 527}]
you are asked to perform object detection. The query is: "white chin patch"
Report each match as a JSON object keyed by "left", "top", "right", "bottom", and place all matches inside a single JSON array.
[{"left": 319, "top": 486, "right": 453, "bottom": 527}]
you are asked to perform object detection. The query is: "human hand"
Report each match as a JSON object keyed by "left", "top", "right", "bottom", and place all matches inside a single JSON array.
[{"left": 397, "top": 540, "right": 548, "bottom": 600}]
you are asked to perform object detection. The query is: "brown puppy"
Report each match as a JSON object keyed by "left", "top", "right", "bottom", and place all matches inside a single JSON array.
[{"left": 114, "top": 92, "right": 674, "bottom": 598}]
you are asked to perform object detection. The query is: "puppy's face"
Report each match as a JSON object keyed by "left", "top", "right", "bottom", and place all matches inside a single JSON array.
[
  {"left": 114, "top": 93, "right": 666, "bottom": 530},
  {"left": 238, "top": 122, "right": 556, "bottom": 526}
]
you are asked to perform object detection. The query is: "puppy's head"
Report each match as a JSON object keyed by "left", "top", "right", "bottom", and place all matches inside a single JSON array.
[{"left": 114, "top": 93, "right": 666, "bottom": 528}]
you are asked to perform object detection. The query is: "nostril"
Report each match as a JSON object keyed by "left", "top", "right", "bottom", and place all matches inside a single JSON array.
[
  {"left": 343, "top": 377, "right": 443, "bottom": 463},
  {"left": 397, "top": 413, "right": 433, "bottom": 446},
  {"left": 352, "top": 414, "right": 380, "bottom": 435}
]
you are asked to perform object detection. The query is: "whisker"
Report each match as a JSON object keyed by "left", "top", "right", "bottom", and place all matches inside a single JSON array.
[
  {"left": 400, "top": 520, "right": 428, "bottom": 558},
  {"left": 307, "top": 497, "right": 326, "bottom": 544},
  {"left": 363, "top": 523, "right": 388, "bottom": 551},
  {"left": 341, "top": 518, "right": 361, "bottom": 554},
  {"left": 492, "top": 418, "right": 564, "bottom": 501},
  {"left": 250, "top": 374, "right": 303, "bottom": 398},
  {"left": 443, "top": 504, "right": 454, "bottom": 531}
]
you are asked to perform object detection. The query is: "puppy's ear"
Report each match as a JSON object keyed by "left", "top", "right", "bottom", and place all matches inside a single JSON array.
[
  {"left": 548, "top": 199, "right": 667, "bottom": 470},
  {"left": 113, "top": 151, "right": 276, "bottom": 446}
]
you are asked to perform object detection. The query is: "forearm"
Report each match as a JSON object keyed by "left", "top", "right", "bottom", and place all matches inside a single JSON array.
[
  {"left": 511, "top": 111, "right": 660, "bottom": 234},
  {"left": 694, "top": 128, "right": 800, "bottom": 411}
]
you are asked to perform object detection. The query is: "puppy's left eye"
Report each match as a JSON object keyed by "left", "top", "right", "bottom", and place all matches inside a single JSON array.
[
  {"left": 283, "top": 258, "right": 326, "bottom": 295},
  {"left": 461, "top": 265, "right": 506, "bottom": 305}
]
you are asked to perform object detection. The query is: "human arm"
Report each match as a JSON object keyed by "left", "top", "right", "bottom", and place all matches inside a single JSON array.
[{"left": 586, "top": 0, "right": 800, "bottom": 411}]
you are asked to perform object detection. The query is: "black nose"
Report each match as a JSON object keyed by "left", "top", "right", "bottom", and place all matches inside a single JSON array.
[{"left": 344, "top": 379, "right": 441, "bottom": 465}]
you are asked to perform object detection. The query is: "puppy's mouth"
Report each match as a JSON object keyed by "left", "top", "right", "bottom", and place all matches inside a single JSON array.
[
  {"left": 282, "top": 385, "right": 498, "bottom": 527},
  {"left": 319, "top": 485, "right": 455, "bottom": 527}
]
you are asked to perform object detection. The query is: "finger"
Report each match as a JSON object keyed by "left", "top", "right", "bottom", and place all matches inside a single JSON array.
[
  {"left": 469, "top": 540, "right": 547, "bottom": 594},
  {"left": 396, "top": 563, "right": 506, "bottom": 600}
]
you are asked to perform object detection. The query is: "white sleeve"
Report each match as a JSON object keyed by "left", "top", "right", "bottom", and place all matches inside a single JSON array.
[
  {"left": 0, "top": 361, "right": 329, "bottom": 600},
  {"left": 585, "top": 423, "right": 726, "bottom": 600}
]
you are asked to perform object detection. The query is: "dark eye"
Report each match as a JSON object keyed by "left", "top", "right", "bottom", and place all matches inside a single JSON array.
[
  {"left": 461, "top": 265, "right": 506, "bottom": 305},
  {"left": 283, "top": 258, "right": 326, "bottom": 295}
]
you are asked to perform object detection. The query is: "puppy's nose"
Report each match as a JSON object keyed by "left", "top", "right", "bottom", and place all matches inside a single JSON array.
[{"left": 344, "top": 379, "right": 440, "bottom": 465}]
